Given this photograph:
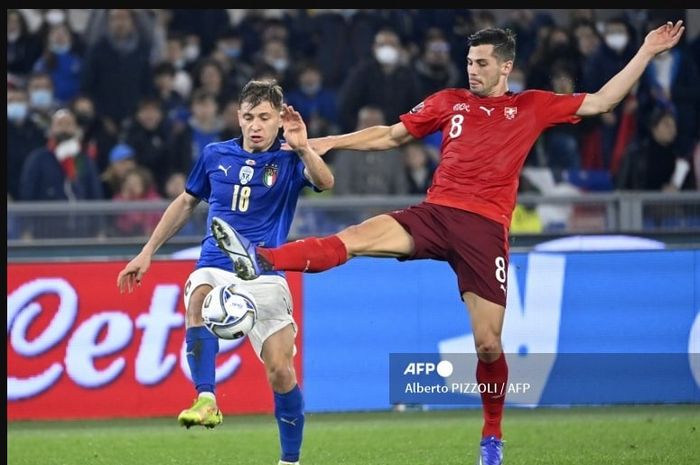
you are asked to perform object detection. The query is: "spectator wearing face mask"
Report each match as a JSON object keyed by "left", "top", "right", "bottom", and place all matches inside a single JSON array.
[
  {"left": 527, "top": 26, "right": 582, "bottom": 92},
  {"left": 7, "top": 86, "right": 46, "bottom": 200},
  {"left": 636, "top": 17, "right": 700, "bottom": 159},
  {"left": 26, "top": 71, "right": 58, "bottom": 132},
  {"left": 70, "top": 93, "right": 119, "bottom": 175},
  {"left": 33, "top": 22, "right": 82, "bottom": 104},
  {"left": 214, "top": 27, "right": 254, "bottom": 92},
  {"left": 580, "top": 16, "right": 638, "bottom": 170},
  {"left": 337, "top": 27, "right": 422, "bottom": 132},
  {"left": 253, "top": 37, "right": 295, "bottom": 88},
  {"left": 167, "top": 9, "right": 230, "bottom": 59},
  {"left": 414, "top": 30, "right": 464, "bottom": 98},
  {"left": 163, "top": 31, "right": 194, "bottom": 99},
  {"left": 285, "top": 62, "right": 340, "bottom": 139},
  {"left": 20, "top": 108, "right": 103, "bottom": 202}
]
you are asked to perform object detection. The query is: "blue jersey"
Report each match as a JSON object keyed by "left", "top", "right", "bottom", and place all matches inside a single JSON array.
[{"left": 185, "top": 137, "right": 313, "bottom": 275}]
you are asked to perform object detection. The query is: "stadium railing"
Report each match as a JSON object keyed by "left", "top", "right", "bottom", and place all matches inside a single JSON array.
[{"left": 7, "top": 191, "right": 700, "bottom": 257}]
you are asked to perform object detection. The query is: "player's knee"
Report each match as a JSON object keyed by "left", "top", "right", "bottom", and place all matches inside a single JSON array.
[
  {"left": 266, "top": 359, "right": 295, "bottom": 391},
  {"left": 474, "top": 335, "right": 502, "bottom": 356},
  {"left": 338, "top": 224, "right": 365, "bottom": 255},
  {"left": 186, "top": 285, "right": 211, "bottom": 324}
]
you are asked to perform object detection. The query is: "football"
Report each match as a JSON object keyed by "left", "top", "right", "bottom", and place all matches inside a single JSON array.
[{"left": 201, "top": 284, "right": 257, "bottom": 340}]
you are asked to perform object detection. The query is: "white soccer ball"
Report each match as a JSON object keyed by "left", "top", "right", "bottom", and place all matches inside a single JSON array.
[{"left": 202, "top": 284, "right": 257, "bottom": 340}]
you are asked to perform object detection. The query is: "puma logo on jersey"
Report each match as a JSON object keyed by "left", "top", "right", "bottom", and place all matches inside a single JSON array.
[
  {"left": 479, "top": 106, "right": 495, "bottom": 116},
  {"left": 218, "top": 164, "right": 231, "bottom": 176}
]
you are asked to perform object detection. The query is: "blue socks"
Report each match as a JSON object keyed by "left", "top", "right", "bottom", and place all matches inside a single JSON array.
[
  {"left": 185, "top": 327, "right": 219, "bottom": 394},
  {"left": 274, "top": 384, "right": 305, "bottom": 462}
]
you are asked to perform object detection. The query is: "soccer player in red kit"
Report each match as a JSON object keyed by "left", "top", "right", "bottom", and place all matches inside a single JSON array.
[{"left": 211, "top": 22, "right": 685, "bottom": 465}]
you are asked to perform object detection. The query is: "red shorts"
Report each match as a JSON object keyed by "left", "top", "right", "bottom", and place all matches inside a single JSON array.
[{"left": 387, "top": 201, "right": 509, "bottom": 306}]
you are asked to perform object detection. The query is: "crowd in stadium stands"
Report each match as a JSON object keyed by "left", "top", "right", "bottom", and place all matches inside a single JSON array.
[{"left": 7, "top": 9, "right": 700, "bottom": 237}]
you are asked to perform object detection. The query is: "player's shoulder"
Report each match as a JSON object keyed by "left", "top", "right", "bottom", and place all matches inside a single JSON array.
[
  {"left": 208, "top": 138, "right": 240, "bottom": 152},
  {"left": 517, "top": 89, "right": 586, "bottom": 105},
  {"left": 410, "top": 88, "right": 469, "bottom": 114}
]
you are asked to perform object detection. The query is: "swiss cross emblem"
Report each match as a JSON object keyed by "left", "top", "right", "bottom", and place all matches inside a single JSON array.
[{"left": 504, "top": 107, "right": 518, "bottom": 120}]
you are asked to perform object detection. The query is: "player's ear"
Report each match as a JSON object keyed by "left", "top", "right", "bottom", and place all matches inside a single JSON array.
[{"left": 501, "top": 60, "right": 513, "bottom": 76}]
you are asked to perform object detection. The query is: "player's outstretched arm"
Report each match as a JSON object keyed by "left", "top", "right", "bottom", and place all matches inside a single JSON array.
[
  {"left": 282, "top": 104, "right": 335, "bottom": 190},
  {"left": 283, "top": 121, "right": 415, "bottom": 155},
  {"left": 117, "top": 192, "right": 200, "bottom": 293},
  {"left": 577, "top": 20, "right": 684, "bottom": 117}
]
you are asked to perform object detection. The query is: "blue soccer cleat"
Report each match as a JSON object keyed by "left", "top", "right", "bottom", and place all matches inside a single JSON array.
[
  {"left": 478, "top": 435, "right": 504, "bottom": 465},
  {"left": 211, "top": 216, "right": 267, "bottom": 280}
]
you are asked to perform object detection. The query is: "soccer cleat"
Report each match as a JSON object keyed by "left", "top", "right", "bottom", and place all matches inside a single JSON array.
[
  {"left": 211, "top": 216, "right": 270, "bottom": 280},
  {"left": 177, "top": 396, "right": 223, "bottom": 429},
  {"left": 478, "top": 435, "right": 504, "bottom": 465},
  {"left": 278, "top": 461, "right": 300, "bottom": 465}
]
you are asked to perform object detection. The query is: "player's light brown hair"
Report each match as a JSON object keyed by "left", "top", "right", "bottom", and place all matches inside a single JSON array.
[
  {"left": 239, "top": 80, "right": 284, "bottom": 111},
  {"left": 468, "top": 28, "right": 517, "bottom": 63}
]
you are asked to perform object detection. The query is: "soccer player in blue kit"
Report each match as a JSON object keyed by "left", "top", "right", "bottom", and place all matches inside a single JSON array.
[{"left": 117, "top": 80, "right": 334, "bottom": 465}]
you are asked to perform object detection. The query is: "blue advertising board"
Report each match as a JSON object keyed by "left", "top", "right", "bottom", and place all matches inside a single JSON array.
[{"left": 302, "top": 250, "right": 700, "bottom": 411}]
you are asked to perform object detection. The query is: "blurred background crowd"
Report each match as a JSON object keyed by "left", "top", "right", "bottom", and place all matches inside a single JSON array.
[{"left": 7, "top": 9, "right": 700, "bottom": 238}]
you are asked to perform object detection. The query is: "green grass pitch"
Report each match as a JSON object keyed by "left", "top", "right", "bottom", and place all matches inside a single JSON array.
[{"left": 8, "top": 405, "right": 699, "bottom": 465}]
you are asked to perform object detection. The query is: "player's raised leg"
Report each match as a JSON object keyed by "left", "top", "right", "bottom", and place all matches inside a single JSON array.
[
  {"left": 262, "top": 324, "right": 304, "bottom": 465},
  {"left": 464, "top": 292, "right": 507, "bottom": 465},
  {"left": 213, "top": 214, "right": 414, "bottom": 280},
  {"left": 177, "top": 279, "right": 223, "bottom": 429}
]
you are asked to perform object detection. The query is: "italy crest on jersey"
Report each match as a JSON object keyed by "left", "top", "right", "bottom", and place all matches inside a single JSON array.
[{"left": 263, "top": 164, "right": 278, "bottom": 187}]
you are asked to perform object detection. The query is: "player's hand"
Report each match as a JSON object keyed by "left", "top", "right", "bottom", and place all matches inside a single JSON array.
[
  {"left": 281, "top": 104, "right": 309, "bottom": 151},
  {"left": 117, "top": 253, "right": 152, "bottom": 293},
  {"left": 642, "top": 20, "right": 684, "bottom": 56},
  {"left": 282, "top": 136, "right": 335, "bottom": 156}
]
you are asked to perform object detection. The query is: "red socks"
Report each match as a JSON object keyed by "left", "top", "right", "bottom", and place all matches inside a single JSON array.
[
  {"left": 476, "top": 352, "right": 508, "bottom": 439},
  {"left": 259, "top": 235, "right": 348, "bottom": 272}
]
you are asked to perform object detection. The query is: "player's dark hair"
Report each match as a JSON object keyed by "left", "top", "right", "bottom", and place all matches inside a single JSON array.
[
  {"left": 239, "top": 80, "right": 284, "bottom": 111},
  {"left": 468, "top": 28, "right": 516, "bottom": 63}
]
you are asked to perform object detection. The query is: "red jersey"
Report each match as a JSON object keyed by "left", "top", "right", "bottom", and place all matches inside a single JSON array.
[{"left": 399, "top": 88, "right": 586, "bottom": 227}]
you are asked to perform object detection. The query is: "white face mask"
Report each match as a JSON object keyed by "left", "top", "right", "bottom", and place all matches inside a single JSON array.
[
  {"left": 605, "top": 33, "right": 628, "bottom": 52},
  {"left": 183, "top": 44, "right": 200, "bottom": 62},
  {"left": 375, "top": 45, "right": 400, "bottom": 66},
  {"left": 269, "top": 57, "right": 288, "bottom": 72}
]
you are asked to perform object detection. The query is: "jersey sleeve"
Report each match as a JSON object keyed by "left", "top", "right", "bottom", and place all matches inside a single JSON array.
[
  {"left": 399, "top": 92, "right": 444, "bottom": 139},
  {"left": 532, "top": 90, "right": 587, "bottom": 128},
  {"left": 185, "top": 145, "right": 211, "bottom": 200},
  {"left": 294, "top": 154, "right": 322, "bottom": 192}
]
